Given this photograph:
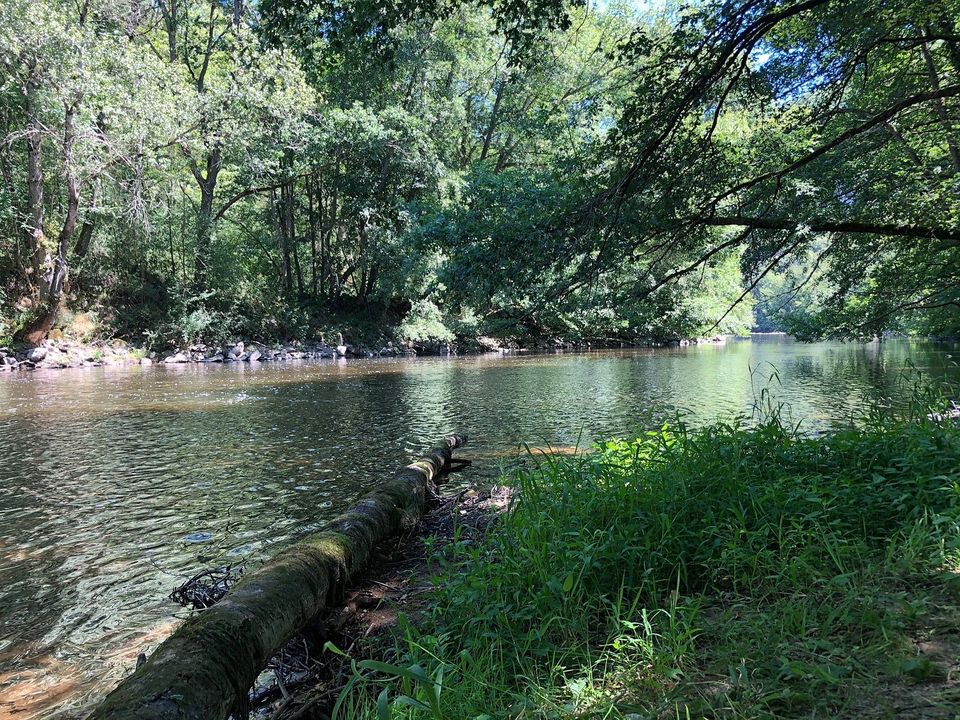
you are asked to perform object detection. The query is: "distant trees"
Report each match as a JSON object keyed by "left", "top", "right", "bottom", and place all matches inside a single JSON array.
[
  {"left": 0, "top": 0, "right": 178, "bottom": 341},
  {"left": 4, "top": 0, "right": 685, "bottom": 346},
  {"left": 432, "top": 0, "right": 960, "bottom": 340}
]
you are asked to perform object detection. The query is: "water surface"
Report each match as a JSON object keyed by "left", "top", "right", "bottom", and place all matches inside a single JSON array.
[{"left": 0, "top": 337, "right": 956, "bottom": 716}]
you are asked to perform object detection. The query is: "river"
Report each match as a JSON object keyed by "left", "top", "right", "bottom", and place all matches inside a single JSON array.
[{"left": 1, "top": 336, "right": 957, "bottom": 717}]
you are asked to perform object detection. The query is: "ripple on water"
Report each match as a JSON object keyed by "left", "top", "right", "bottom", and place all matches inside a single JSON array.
[{"left": 183, "top": 533, "right": 213, "bottom": 544}]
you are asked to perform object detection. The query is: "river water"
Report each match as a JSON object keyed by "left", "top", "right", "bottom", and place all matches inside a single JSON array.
[{"left": 1, "top": 337, "right": 957, "bottom": 717}]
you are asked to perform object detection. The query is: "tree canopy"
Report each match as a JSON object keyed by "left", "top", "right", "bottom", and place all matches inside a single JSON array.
[{"left": 1, "top": 0, "right": 957, "bottom": 347}]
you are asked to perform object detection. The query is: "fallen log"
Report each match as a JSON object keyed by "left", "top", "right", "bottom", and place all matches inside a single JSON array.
[{"left": 88, "top": 434, "right": 468, "bottom": 720}]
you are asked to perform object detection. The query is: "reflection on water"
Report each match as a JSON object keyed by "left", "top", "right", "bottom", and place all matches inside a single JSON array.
[{"left": 0, "top": 337, "right": 957, "bottom": 717}]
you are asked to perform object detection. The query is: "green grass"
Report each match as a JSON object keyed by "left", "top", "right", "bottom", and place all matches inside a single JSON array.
[{"left": 332, "top": 413, "right": 960, "bottom": 719}]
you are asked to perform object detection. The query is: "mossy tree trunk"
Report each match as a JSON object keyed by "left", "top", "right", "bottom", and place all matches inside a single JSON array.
[{"left": 87, "top": 434, "right": 467, "bottom": 720}]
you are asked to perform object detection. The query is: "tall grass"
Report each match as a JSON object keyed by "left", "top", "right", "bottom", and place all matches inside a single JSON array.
[{"left": 334, "top": 409, "right": 960, "bottom": 719}]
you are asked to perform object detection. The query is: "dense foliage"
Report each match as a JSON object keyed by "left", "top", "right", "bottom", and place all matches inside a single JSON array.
[
  {"left": 591, "top": 0, "right": 960, "bottom": 339},
  {"left": 1, "top": 0, "right": 957, "bottom": 346}
]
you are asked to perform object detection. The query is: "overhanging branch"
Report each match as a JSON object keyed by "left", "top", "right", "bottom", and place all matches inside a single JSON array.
[
  {"left": 212, "top": 174, "right": 310, "bottom": 224},
  {"left": 711, "top": 83, "right": 960, "bottom": 206},
  {"left": 697, "top": 215, "right": 960, "bottom": 243}
]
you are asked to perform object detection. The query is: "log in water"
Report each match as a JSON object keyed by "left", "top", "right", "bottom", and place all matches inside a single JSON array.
[{"left": 87, "top": 434, "right": 468, "bottom": 720}]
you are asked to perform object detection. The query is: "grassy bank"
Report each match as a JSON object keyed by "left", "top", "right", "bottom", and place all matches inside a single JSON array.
[{"left": 331, "top": 413, "right": 960, "bottom": 718}]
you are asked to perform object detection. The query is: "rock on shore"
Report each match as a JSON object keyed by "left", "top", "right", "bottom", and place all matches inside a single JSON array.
[
  {"left": 0, "top": 333, "right": 731, "bottom": 372},
  {"left": 0, "top": 336, "right": 416, "bottom": 372}
]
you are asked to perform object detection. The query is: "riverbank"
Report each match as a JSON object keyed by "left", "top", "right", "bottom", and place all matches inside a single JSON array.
[
  {"left": 294, "top": 415, "right": 960, "bottom": 719},
  {"left": 238, "top": 484, "right": 515, "bottom": 719},
  {"left": 0, "top": 334, "right": 730, "bottom": 372}
]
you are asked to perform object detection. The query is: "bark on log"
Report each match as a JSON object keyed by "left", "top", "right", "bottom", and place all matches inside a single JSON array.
[{"left": 87, "top": 434, "right": 468, "bottom": 720}]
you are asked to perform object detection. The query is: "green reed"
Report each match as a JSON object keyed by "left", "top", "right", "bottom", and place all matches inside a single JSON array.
[{"left": 333, "top": 403, "right": 960, "bottom": 719}]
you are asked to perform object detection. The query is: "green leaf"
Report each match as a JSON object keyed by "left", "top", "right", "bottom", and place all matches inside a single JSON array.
[{"left": 376, "top": 688, "right": 390, "bottom": 720}]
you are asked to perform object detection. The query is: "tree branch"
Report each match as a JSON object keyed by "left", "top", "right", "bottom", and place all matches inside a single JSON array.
[
  {"left": 712, "top": 83, "right": 960, "bottom": 205},
  {"left": 698, "top": 215, "right": 960, "bottom": 244},
  {"left": 212, "top": 175, "right": 309, "bottom": 224}
]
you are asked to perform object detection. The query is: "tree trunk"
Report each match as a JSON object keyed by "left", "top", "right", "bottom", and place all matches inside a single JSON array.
[
  {"left": 494, "top": 133, "right": 516, "bottom": 173},
  {"left": 284, "top": 177, "right": 304, "bottom": 296},
  {"left": 193, "top": 148, "right": 221, "bottom": 292},
  {"left": 272, "top": 188, "right": 293, "bottom": 294},
  {"left": 935, "top": 17, "right": 960, "bottom": 76},
  {"left": 24, "top": 71, "right": 46, "bottom": 290},
  {"left": 168, "top": 206, "right": 177, "bottom": 279},
  {"left": 322, "top": 176, "right": 340, "bottom": 301},
  {"left": 357, "top": 217, "right": 370, "bottom": 302},
  {"left": 479, "top": 78, "right": 505, "bottom": 162},
  {"left": 195, "top": 182, "right": 215, "bottom": 290},
  {"left": 0, "top": 106, "right": 25, "bottom": 276},
  {"left": 73, "top": 218, "right": 95, "bottom": 260},
  {"left": 159, "top": 0, "right": 178, "bottom": 63},
  {"left": 20, "top": 104, "right": 82, "bottom": 344},
  {"left": 307, "top": 174, "right": 319, "bottom": 297},
  {"left": 366, "top": 263, "right": 379, "bottom": 301},
  {"left": 48, "top": 106, "right": 81, "bottom": 296},
  {"left": 293, "top": 245, "right": 305, "bottom": 297},
  {"left": 74, "top": 180, "right": 100, "bottom": 259},
  {"left": 88, "top": 435, "right": 468, "bottom": 720}
]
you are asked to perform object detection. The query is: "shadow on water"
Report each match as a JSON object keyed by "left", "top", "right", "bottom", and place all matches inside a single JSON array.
[{"left": 0, "top": 337, "right": 957, "bottom": 717}]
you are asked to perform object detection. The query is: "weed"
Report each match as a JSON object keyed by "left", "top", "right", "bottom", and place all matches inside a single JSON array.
[{"left": 334, "top": 410, "right": 960, "bottom": 718}]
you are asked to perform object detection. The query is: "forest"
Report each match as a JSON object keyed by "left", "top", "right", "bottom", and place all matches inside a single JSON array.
[{"left": 2, "top": 0, "right": 958, "bottom": 352}]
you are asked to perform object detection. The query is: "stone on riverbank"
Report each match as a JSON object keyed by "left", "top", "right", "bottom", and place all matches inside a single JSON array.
[{"left": 0, "top": 331, "right": 727, "bottom": 374}]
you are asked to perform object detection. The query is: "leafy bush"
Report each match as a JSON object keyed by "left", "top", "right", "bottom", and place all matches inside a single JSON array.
[
  {"left": 398, "top": 300, "right": 454, "bottom": 342},
  {"left": 0, "top": 285, "right": 11, "bottom": 345}
]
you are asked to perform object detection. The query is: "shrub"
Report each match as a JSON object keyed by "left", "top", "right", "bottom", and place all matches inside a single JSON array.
[{"left": 398, "top": 300, "right": 454, "bottom": 342}]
